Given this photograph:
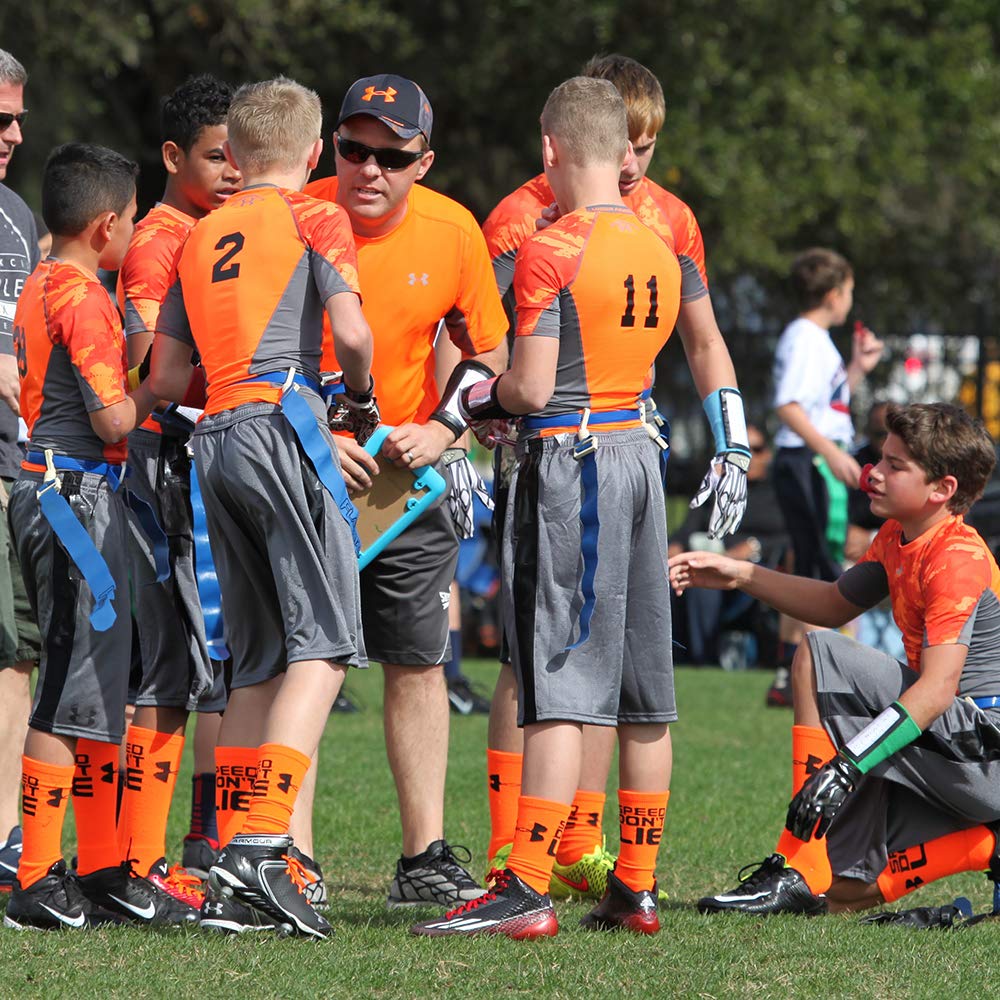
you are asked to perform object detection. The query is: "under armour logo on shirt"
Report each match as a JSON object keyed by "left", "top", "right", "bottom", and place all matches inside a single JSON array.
[
  {"left": 408, "top": 273, "right": 429, "bottom": 286},
  {"left": 439, "top": 591, "right": 450, "bottom": 610}
]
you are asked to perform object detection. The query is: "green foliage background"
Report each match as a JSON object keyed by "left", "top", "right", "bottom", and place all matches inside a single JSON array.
[{"left": 5, "top": 1, "right": 999, "bottom": 461}]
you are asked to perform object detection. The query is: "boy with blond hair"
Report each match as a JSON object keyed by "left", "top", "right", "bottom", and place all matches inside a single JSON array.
[{"left": 151, "top": 76, "right": 374, "bottom": 938}]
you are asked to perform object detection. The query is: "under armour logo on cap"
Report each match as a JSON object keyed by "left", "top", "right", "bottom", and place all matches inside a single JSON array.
[
  {"left": 362, "top": 86, "right": 397, "bottom": 104},
  {"left": 338, "top": 74, "right": 434, "bottom": 142}
]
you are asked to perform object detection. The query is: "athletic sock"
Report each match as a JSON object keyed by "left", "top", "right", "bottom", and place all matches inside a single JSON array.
[
  {"left": 116, "top": 725, "right": 184, "bottom": 874},
  {"left": 486, "top": 749, "right": 522, "bottom": 859},
  {"left": 773, "top": 725, "right": 836, "bottom": 893},
  {"left": 215, "top": 746, "right": 258, "bottom": 846},
  {"left": 241, "top": 743, "right": 311, "bottom": 837},
  {"left": 73, "top": 739, "right": 122, "bottom": 876},
  {"left": 17, "top": 756, "right": 73, "bottom": 890},
  {"left": 616, "top": 789, "right": 669, "bottom": 893},
  {"left": 555, "top": 789, "right": 605, "bottom": 865},
  {"left": 507, "top": 795, "right": 571, "bottom": 894},
  {"left": 188, "top": 771, "right": 219, "bottom": 845},
  {"left": 877, "top": 826, "right": 997, "bottom": 902},
  {"left": 443, "top": 629, "right": 462, "bottom": 682}
]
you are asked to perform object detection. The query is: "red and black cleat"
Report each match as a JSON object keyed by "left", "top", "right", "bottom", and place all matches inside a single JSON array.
[
  {"left": 410, "top": 867, "right": 558, "bottom": 939},
  {"left": 580, "top": 868, "right": 660, "bottom": 935}
]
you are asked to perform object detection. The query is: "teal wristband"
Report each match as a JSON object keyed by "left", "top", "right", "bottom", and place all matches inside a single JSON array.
[
  {"left": 702, "top": 387, "right": 751, "bottom": 459},
  {"left": 842, "top": 702, "right": 922, "bottom": 775}
]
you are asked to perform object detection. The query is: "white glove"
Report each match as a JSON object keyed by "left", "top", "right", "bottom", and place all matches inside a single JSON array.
[
  {"left": 447, "top": 454, "right": 493, "bottom": 540},
  {"left": 689, "top": 453, "right": 748, "bottom": 539}
]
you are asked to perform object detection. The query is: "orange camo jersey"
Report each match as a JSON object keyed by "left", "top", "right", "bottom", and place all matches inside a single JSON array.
[
  {"left": 483, "top": 173, "right": 707, "bottom": 302},
  {"left": 853, "top": 515, "right": 1000, "bottom": 680},
  {"left": 116, "top": 203, "right": 196, "bottom": 433},
  {"left": 14, "top": 259, "right": 129, "bottom": 463},
  {"left": 514, "top": 206, "right": 681, "bottom": 432},
  {"left": 304, "top": 177, "right": 507, "bottom": 427},
  {"left": 156, "top": 185, "right": 360, "bottom": 415}
]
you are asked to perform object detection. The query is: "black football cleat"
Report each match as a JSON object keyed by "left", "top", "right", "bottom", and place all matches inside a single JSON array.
[
  {"left": 76, "top": 859, "right": 200, "bottom": 926},
  {"left": 580, "top": 868, "right": 659, "bottom": 934},
  {"left": 410, "top": 867, "right": 558, "bottom": 938},
  {"left": 200, "top": 887, "right": 279, "bottom": 935},
  {"left": 3, "top": 860, "right": 89, "bottom": 931},
  {"left": 698, "top": 854, "right": 827, "bottom": 916},
  {"left": 208, "top": 833, "right": 331, "bottom": 939}
]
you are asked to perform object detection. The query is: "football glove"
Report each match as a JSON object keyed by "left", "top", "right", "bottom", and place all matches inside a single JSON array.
[
  {"left": 785, "top": 753, "right": 862, "bottom": 841},
  {"left": 689, "top": 452, "right": 749, "bottom": 539},
  {"left": 324, "top": 373, "right": 380, "bottom": 446},
  {"left": 444, "top": 452, "right": 494, "bottom": 540}
]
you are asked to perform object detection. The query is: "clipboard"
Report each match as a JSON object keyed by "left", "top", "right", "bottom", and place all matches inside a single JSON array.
[{"left": 355, "top": 425, "right": 447, "bottom": 569}]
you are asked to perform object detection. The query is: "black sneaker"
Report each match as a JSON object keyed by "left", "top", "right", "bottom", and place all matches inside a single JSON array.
[
  {"left": 697, "top": 854, "right": 827, "bottom": 915},
  {"left": 580, "top": 868, "right": 659, "bottom": 934},
  {"left": 288, "top": 846, "right": 327, "bottom": 910},
  {"left": 76, "top": 859, "right": 201, "bottom": 926},
  {"left": 0, "top": 825, "right": 22, "bottom": 892},
  {"left": 3, "top": 860, "right": 89, "bottom": 931},
  {"left": 387, "top": 839, "right": 485, "bottom": 909},
  {"left": 208, "top": 833, "right": 331, "bottom": 939},
  {"left": 200, "top": 887, "right": 278, "bottom": 935},
  {"left": 446, "top": 676, "right": 491, "bottom": 716},
  {"left": 411, "top": 867, "right": 558, "bottom": 938},
  {"left": 181, "top": 834, "right": 220, "bottom": 881}
]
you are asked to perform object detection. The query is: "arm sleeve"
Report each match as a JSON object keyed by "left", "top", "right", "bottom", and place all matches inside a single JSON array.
[
  {"left": 155, "top": 278, "right": 195, "bottom": 347},
  {"left": 513, "top": 239, "right": 563, "bottom": 340},
  {"left": 118, "top": 236, "right": 178, "bottom": 337},
  {"left": 922, "top": 539, "right": 995, "bottom": 647},
  {"left": 63, "top": 287, "right": 128, "bottom": 412}
]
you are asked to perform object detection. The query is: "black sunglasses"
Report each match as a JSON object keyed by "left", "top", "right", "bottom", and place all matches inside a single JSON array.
[
  {"left": 0, "top": 110, "right": 27, "bottom": 131},
  {"left": 335, "top": 134, "right": 424, "bottom": 171}
]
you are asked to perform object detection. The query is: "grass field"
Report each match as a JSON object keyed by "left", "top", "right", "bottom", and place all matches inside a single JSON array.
[{"left": 0, "top": 661, "right": 994, "bottom": 999}]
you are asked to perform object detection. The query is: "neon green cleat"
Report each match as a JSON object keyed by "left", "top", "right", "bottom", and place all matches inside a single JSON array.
[
  {"left": 486, "top": 843, "right": 512, "bottom": 881},
  {"left": 549, "top": 841, "right": 616, "bottom": 901}
]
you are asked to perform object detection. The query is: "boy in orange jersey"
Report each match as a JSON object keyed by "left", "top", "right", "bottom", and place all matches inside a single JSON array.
[
  {"left": 304, "top": 75, "right": 507, "bottom": 909},
  {"left": 115, "top": 74, "right": 241, "bottom": 909},
  {"left": 151, "top": 77, "right": 373, "bottom": 938},
  {"left": 2, "top": 143, "right": 201, "bottom": 931},
  {"left": 414, "top": 75, "right": 745, "bottom": 939},
  {"left": 671, "top": 403, "right": 1000, "bottom": 920},
  {"left": 481, "top": 54, "right": 747, "bottom": 904}
]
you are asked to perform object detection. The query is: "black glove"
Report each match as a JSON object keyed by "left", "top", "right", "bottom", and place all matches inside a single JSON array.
[
  {"left": 785, "top": 753, "right": 862, "bottom": 841},
  {"left": 325, "top": 374, "right": 380, "bottom": 446}
]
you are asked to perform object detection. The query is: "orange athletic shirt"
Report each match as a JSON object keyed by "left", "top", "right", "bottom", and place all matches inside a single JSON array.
[
  {"left": 14, "top": 259, "right": 129, "bottom": 463},
  {"left": 839, "top": 515, "right": 1000, "bottom": 687},
  {"left": 484, "top": 173, "right": 707, "bottom": 303},
  {"left": 116, "top": 202, "right": 195, "bottom": 433},
  {"left": 156, "top": 184, "right": 360, "bottom": 416},
  {"left": 304, "top": 177, "right": 507, "bottom": 427},
  {"left": 514, "top": 206, "right": 681, "bottom": 431}
]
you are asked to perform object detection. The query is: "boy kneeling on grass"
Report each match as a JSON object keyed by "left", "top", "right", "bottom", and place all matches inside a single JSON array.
[{"left": 670, "top": 402, "right": 1000, "bottom": 917}]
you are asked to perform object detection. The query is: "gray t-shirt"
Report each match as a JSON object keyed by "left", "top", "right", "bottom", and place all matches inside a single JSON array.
[{"left": 0, "top": 183, "right": 39, "bottom": 478}]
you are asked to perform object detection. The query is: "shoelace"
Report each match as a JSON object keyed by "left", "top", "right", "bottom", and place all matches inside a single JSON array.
[
  {"left": 580, "top": 837, "right": 616, "bottom": 870},
  {"left": 162, "top": 864, "right": 205, "bottom": 905},
  {"left": 283, "top": 853, "right": 311, "bottom": 896},
  {"left": 439, "top": 842, "right": 476, "bottom": 879},
  {"left": 736, "top": 856, "right": 782, "bottom": 889},
  {"left": 442, "top": 867, "right": 509, "bottom": 919}
]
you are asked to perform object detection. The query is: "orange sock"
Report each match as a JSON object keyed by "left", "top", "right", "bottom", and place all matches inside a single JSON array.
[
  {"left": 616, "top": 789, "right": 669, "bottom": 892},
  {"left": 877, "top": 826, "right": 997, "bottom": 902},
  {"left": 507, "top": 795, "right": 572, "bottom": 894},
  {"left": 215, "top": 746, "right": 258, "bottom": 846},
  {"left": 17, "top": 756, "right": 73, "bottom": 889},
  {"left": 241, "top": 743, "right": 311, "bottom": 837},
  {"left": 73, "top": 739, "right": 122, "bottom": 876},
  {"left": 116, "top": 725, "right": 184, "bottom": 874},
  {"left": 555, "top": 789, "right": 605, "bottom": 865},
  {"left": 486, "top": 749, "right": 522, "bottom": 860},
  {"left": 773, "top": 725, "right": 836, "bottom": 894}
]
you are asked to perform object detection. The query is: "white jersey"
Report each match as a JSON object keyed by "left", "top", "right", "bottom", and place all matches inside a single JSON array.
[{"left": 772, "top": 317, "right": 854, "bottom": 449}]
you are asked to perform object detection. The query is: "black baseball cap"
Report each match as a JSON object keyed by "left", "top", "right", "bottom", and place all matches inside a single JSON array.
[{"left": 336, "top": 75, "right": 433, "bottom": 142}]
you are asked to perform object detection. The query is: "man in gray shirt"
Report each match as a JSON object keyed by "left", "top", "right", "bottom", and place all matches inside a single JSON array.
[{"left": 0, "top": 48, "right": 41, "bottom": 891}]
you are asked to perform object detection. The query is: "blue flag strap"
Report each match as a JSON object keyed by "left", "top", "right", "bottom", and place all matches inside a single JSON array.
[{"left": 188, "top": 458, "right": 229, "bottom": 662}]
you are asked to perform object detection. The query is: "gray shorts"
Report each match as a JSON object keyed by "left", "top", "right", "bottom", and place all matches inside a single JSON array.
[
  {"left": 8, "top": 470, "right": 132, "bottom": 742},
  {"left": 810, "top": 630, "right": 1000, "bottom": 883},
  {"left": 193, "top": 400, "right": 365, "bottom": 690},
  {"left": 501, "top": 429, "right": 675, "bottom": 726},
  {"left": 359, "top": 464, "right": 459, "bottom": 666},
  {"left": 0, "top": 475, "right": 41, "bottom": 668},
  {"left": 127, "top": 429, "right": 220, "bottom": 712}
]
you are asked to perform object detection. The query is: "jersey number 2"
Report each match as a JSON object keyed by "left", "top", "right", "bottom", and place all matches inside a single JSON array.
[
  {"left": 212, "top": 232, "right": 245, "bottom": 283},
  {"left": 621, "top": 275, "right": 659, "bottom": 329}
]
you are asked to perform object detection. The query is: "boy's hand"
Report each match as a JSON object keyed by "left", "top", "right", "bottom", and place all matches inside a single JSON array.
[
  {"left": 333, "top": 435, "right": 380, "bottom": 494},
  {"left": 535, "top": 202, "right": 561, "bottom": 232},
  {"left": 668, "top": 550, "right": 751, "bottom": 595},
  {"left": 785, "top": 753, "right": 861, "bottom": 840},
  {"left": 689, "top": 454, "right": 748, "bottom": 537},
  {"left": 851, "top": 321, "right": 884, "bottom": 375}
]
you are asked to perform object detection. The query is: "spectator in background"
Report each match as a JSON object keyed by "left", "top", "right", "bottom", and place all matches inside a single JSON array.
[
  {"left": 670, "top": 424, "right": 788, "bottom": 668},
  {"left": 766, "top": 248, "right": 883, "bottom": 707}
]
